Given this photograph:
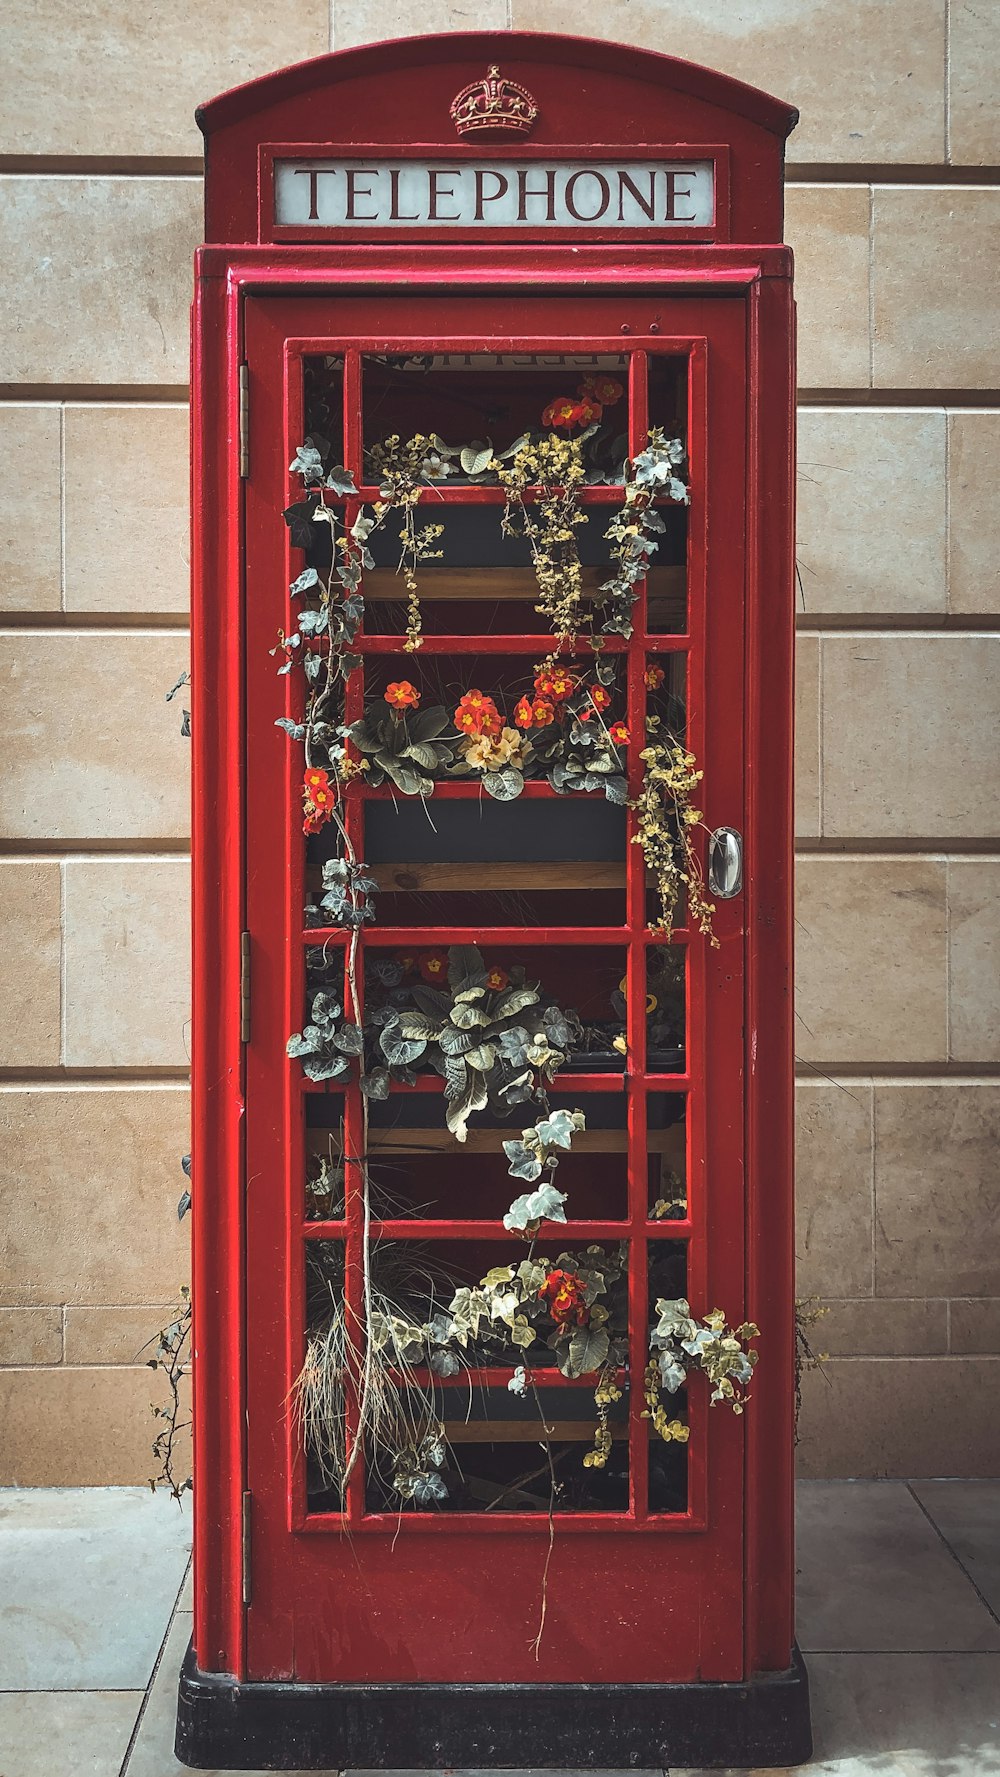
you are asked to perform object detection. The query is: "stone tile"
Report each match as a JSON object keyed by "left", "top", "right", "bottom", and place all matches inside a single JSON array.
[
  {"left": 0, "top": 633, "right": 190, "bottom": 840},
  {"left": 795, "top": 1081, "right": 873, "bottom": 1299},
  {"left": 0, "top": 1487, "right": 189, "bottom": 1687},
  {"left": 0, "top": 1690, "right": 143, "bottom": 1777},
  {"left": 786, "top": 185, "right": 871, "bottom": 390},
  {"left": 796, "top": 410, "right": 947, "bottom": 615},
  {"left": 0, "top": 860, "right": 61, "bottom": 1067},
  {"left": 950, "top": 0, "right": 1000, "bottom": 164},
  {"left": 0, "top": 1366, "right": 191, "bottom": 1487},
  {"left": 335, "top": 0, "right": 507, "bottom": 50},
  {"left": 795, "top": 858, "right": 948, "bottom": 1062},
  {"left": 796, "top": 1480, "right": 1000, "bottom": 1651},
  {"left": 821, "top": 636, "right": 1000, "bottom": 839},
  {"left": 0, "top": 2, "right": 327, "bottom": 157},
  {"left": 0, "top": 1085, "right": 189, "bottom": 1305},
  {"left": 912, "top": 1479, "right": 1000, "bottom": 1616},
  {"left": 795, "top": 632, "right": 820, "bottom": 838},
  {"left": 811, "top": 1298, "right": 947, "bottom": 1357},
  {"left": 64, "top": 406, "right": 189, "bottom": 615},
  {"left": 64, "top": 1305, "right": 176, "bottom": 1365},
  {"left": 874, "top": 1082, "right": 1000, "bottom": 1298},
  {"left": 949, "top": 859, "right": 1000, "bottom": 1062},
  {"left": 179, "top": 1559, "right": 193, "bottom": 1610},
  {"left": 0, "top": 406, "right": 61, "bottom": 612},
  {"left": 129, "top": 1611, "right": 338, "bottom": 1777},
  {"left": 0, "top": 1306, "right": 62, "bottom": 1365},
  {"left": 674, "top": 1650, "right": 1000, "bottom": 1774},
  {"left": 950, "top": 1298, "right": 1000, "bottom": 1356},
  {"left": 796, "top": 1356, "right": 1000, "bottom": 1478},
  {"left": 501, "top": 0, "right": 946, "bottom": 164},
  {"left": 0, "top": 177, "right": 200, "bottom": 386},
  {"left": 63, "top": 858, "right": 191, "bottom": 1067},
  {"left": 949, "top": 412, "right": 1000, "bottom": 615},
  {"left": 873, "top": 187, "right": 1000, "bottom": 389}
]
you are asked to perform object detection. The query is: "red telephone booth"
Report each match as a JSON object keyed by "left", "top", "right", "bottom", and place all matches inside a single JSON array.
[{"left": 179, "top": 32, "right": 809, "bottom": 1770}]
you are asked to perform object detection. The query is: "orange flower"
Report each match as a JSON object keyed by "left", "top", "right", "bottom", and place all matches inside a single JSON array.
[
  {"left": 542, "top": 396, "right": 583, "bottom": 431},
  {"left": 418, "top": 951, "right": 448, "bottom": 982},
  {"left": 574, "top": 398, "right": 603, "bottom": 428},
  {"left": 385, "top": 680, "right": 420, "bottom": 710},
  {"left": 588, "top": 684, "right": 612, "bottom": 711},
  {"left": 580, "top": 374, "right": 625, "bottom": 406},
  {"left": 531, "top": 699, "right": 555, "bottom": 727},
  {"left": 485, "top": 965, "right": 509, "bottom": 991},
  {"left": 534, "top": 668, "right": 575, "bottom": 703},
  {"left": 645, "top": 664, "right": 665, "bottom": 690},
  {"left": 577, "top": 706, "right": 593, "bottom": 721},
  {"left": 538, "top": 1268, "right": 590, "bottom": 1327},
  {"left": 513, "top": 696, "right": 535, "bottom": 728},
  {"left": 455, "top": 690, "right": 502, "bottom": 737},
  {"left": 609, "top": 721, "right": 629, "bottom": 745},
  {"left": 304, "top": 766, "right": 330, "bottom": 795}
]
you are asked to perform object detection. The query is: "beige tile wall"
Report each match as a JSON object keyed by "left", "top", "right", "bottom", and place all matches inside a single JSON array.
[{"left": 1, "top": 4, "right": 998, "bottom": 1484}]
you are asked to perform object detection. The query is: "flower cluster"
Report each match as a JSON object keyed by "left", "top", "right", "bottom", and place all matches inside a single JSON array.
[
  {"left": 541, "top": 374, "right": 625, "bottom": 435},
  {"left": 302, "top": 766, "right": 335, "bottom": 834},
  {"left": 632, "top": 738, "right": 717, "bottom": 943},
  {"left": 539, "top": 1268, "right": 591, "bottom": 1328},
  {"left": 453, "top": 688, "right": 502, "bottom": 737}
]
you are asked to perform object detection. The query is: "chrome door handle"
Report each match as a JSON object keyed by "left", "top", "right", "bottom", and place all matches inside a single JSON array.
[{"left": 708, "top": 827, "right": 743, "bottom": 898}]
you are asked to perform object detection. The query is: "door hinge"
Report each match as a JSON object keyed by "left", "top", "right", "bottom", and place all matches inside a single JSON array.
[
  {"left": 241, "top": 1489, "right": 252, "bottom": 1606},
  {"left": 238, "top": 362, "right": 250, "bottom": 479},
  {"left": 240, "top": 930, "right": 251, "bottom": 1043}
]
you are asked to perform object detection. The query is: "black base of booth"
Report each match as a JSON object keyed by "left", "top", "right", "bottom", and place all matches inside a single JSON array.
[{"left": 175, "top": 1638, "right": 812, "bottom": 1770}]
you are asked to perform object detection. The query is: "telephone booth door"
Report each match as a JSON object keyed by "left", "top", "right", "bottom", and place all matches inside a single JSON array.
[{"left": 243, "top": 288, "right": 745, "bottom": 1680}]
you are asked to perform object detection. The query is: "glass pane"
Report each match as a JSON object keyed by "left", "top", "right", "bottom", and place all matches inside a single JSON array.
[
  {"left": 362, "top": 352, "right": 630, "bottom": 481},
  {"left": 302, "top": 355, "right": 345, "bottom": 464},
  {"left": 300, "top": 1238, "right": 348, "bottom": 1511},
  {"left": 647, "top": 1094, "right": 687, "bottom": 1219},
  {"left": 364, "top": 1090, "right": 629, "bottom": 1223},
  {"left": 646, "top": 1238, "right": 690, "bottom": 1514}
]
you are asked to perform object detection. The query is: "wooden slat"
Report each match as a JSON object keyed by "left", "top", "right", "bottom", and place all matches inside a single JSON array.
[
  {"left": 306, "top": 1127, "right": 679, "bottom": 1155},
  {"left": 443, "top": 1420, "right": 628, "bottom": 1444},
  {"left": 369, "top": 860, "right": 625, "bottom": 893},
  {"left": 363, "top": 564, "right": 684, "bottom": 606}
]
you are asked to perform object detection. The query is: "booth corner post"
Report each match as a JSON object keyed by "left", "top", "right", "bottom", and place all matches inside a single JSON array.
[{"left": 181, "top": 31, "right": 809, "bottom": 1770}]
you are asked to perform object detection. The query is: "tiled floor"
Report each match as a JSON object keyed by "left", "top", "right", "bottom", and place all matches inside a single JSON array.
[{"left": 1, "top": 1482, "right": 998, "bottom": 1775}]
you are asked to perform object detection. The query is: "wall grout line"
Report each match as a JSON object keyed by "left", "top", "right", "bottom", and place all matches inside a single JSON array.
[
  {"left": 867, "top": 181, "right": 876, "bottom": 390},
  {"left": 870, "top": 1078, "right": 877, "bottom": 1297},
  {"left": 945, "top": 0, "right": 953, "bottom": 164},
  {"left": 816, "top": 633, "right": 824, "bottom": 837},
  {"left": 944, "top": 409, "right": 953, "bottom": 615},
  {"left": 945, "top": 856, "right": 953, "bottom": 1063},
  {"left": 58, "top": 402, "right": 66, "bottom": 613},
  {"left": 58, "top": 858, "right": 67, "bottom": 1069}
]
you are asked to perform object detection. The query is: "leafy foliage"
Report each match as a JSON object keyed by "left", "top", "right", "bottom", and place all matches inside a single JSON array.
[
  {"left": 346, "top": 701, "right": 455, "bottom": 796},
  {"left": 374, "top": 945, "right": 581, "bottom": 1141},
  {"left": 649, "top": 1297, "right": 759, "bottom": 1412},
  {"left": 286, "top": 987, "right": 364, "bottom": 1083}
]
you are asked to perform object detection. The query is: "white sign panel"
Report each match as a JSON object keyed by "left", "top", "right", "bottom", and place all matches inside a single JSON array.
[{"left": 275, "top": 159, "right": 714, "bottom": 229}]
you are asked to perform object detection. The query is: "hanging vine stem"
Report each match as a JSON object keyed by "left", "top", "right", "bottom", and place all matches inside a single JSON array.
[{"left": 497, "top": 434, "right": 589, "bottom": 666}]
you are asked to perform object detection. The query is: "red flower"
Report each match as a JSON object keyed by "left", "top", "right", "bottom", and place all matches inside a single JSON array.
[
  {"left": 538, "top": 1269, "right": 590, "bottom": 1327},
  {"left": 513, "top": 696, "right": 535, "bottom": 728},
  {"left": 485, "top": 965, "right": 509, "bottom": 991},
  {"left": 574, "top": 398, "right": 603, "bottom": 428},
  {"left": 541, "top": 396, "right": 582, "bottom": 431},
  {"left": 588, "top": 684, "right": 612, "bottom": 711},
  {"left": 609, "top": 721, "right": 629, "bottom": 745},
  {"left": 418, "top": 951, "right": 448, "bottom": 983},
  {"left": 304, "top": 766, "right": 330, "bottom": 795},
  {"left": 645, "top": 664, "right": 665, "bottom": 690},
  {"left": 580, "top": 374, "right": 625, "bottom": 406},
  {"left": 515, "top": 695, "right": 555, "bottom": 730},
  {"left": 303, "top": 811, "right": 325, "bottom": 834},
  {"left": 577, "top": 706, "right": 593, "bottom": 722},
  {"left": 454, "top": 690, "right": 502, "bottom": 737},
  {"left": 534, "top": 668, "right": 575, "bottom": 703},
  {"left": 385, "top": 680, "right": 420, "bottom": 710}
]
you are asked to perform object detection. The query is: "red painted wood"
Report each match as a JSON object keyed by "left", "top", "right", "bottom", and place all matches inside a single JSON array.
[{"left": 191, "top": 30, "right": 795, "bottom": 1698}]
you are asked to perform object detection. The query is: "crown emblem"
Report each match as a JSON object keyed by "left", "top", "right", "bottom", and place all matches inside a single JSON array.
[{"left": 450, "top": 65, "right": 538, "bottom": 141}]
